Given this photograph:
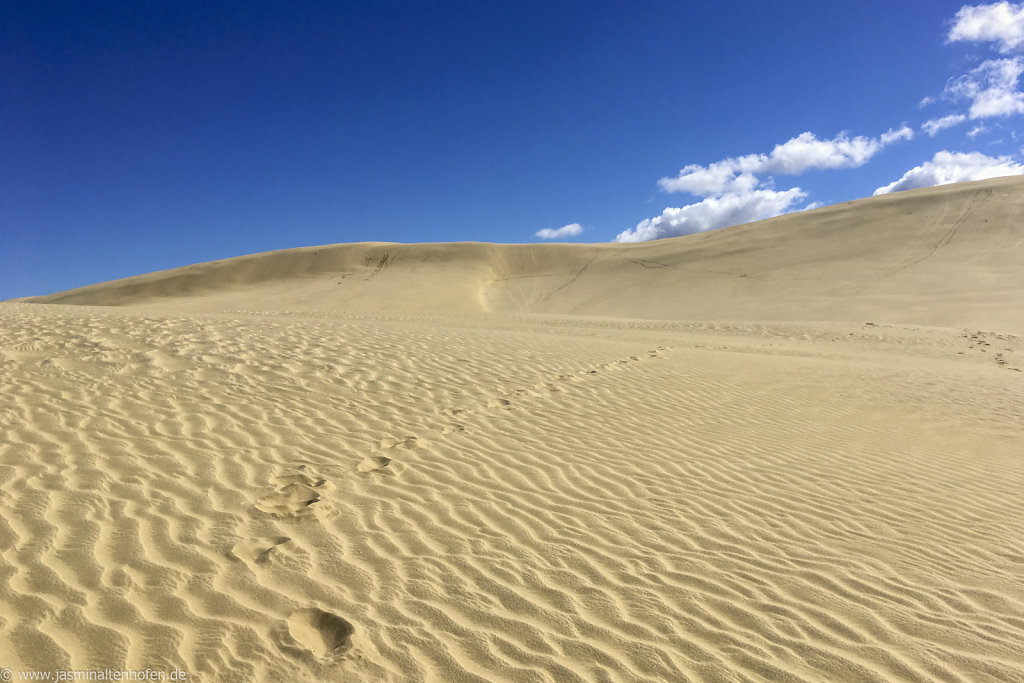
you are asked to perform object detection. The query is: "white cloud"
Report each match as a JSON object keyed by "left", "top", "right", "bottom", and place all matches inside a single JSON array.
[
  {"left": 535, "top": 222, "right": 584, "bottom": 240},
  {"left": 628, "top": 126, "right": 912, "bottom": 242},
  {"left": 873, "top": 150, "right": 1024, "bottom": 194},
  {"left": 656, "top": 163, "right": 760, "bottom": 196},
  {"left": 922, "top": 114, "right": 968, "bottom": 135},
  {"left": 946, "top": 57, "right": 1024, "bottom": 117},
  {"left": 879, "top": 126, "right": 917, "bottom": 145},
  {"left": 920, "top": 95, "right": 937, "bottom": 107},
  {"left": 968, "top": 123, "right": 989, "bottom": 136},
  {"left": 658, "top": 128, "right": 913, "bottom": 197},
  {"left": 765, "top": 129, "right": 905, "bottom": 173},
  {"left": 615, "top": 188, "right": 807, "bottom": 242},
  {"left": 949, "top": 2, "right": 1024, "bottom": 53}
]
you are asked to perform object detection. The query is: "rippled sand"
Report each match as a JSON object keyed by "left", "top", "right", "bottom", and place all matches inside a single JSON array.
[{"left": 2, "top": 178, "right": 1024, "bottom": 681}]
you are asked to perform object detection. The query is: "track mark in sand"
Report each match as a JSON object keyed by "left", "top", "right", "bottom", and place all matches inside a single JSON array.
[
  {"left": 284, "top": 608, "right": 357, "bottom": 658},
  {"left": 256, "top": 483, "right": 324, "bottom": 515},
  {"left": 469, "top": 346, "right": 674, "bottom": 417},
  {"left": 993, "top": 352, "right": 1021, "bottom": 371},
  {"left": 355, "top": 436, "right": 421, "bottom": 476},
  {"left": 890, "top": 188, "right": 990, "bottom": 275},
  {"left": 231, "top": 536, "right": 292, "bottom": 564},
  {"left": 274, "top": 472, "right": 327, "bottom": 488},
  {"left": 485, "top": 388, "right": 538, "bottom": 410},
  {"left": 343, "top": 345, "right": 677, "bottom": 491},
  {"left": 356, "top": 455, "right": 392, "bottom": 473},
  {"left": 631, "top": 259, "right": 673, "bottom": 269},
  {"left": 256, "top": 466, "right": 332, "bottom": 516},
  {"left": 378, "top": 436, "right": 419, "bottom": 450},
  {"left": 962, "top": 330, "right": 1023, "bottom": 371},
  {"left": 538, "top": 251, "right": 599, "bottom": 303},
  {"left": 365, "top": 246, "right": 393, "bottom": 278},
  {"left": 573, "top": 346, "right": 669, "bottom": 377},
  {"left": 351, "top": 345, "right": 674, "bottom": 489}
]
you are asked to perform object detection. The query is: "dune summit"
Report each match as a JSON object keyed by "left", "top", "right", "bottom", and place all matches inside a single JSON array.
[{"left": 2, "top": 177, "right": 1024, "bottom": 681}]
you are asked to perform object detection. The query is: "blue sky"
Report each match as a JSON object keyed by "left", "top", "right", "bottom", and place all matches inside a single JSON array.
[{"left": 4, "top": 1, "right": 1024, "bottom": 298}]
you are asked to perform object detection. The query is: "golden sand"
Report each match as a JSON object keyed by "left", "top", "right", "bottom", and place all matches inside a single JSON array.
[{"left": 2, "top": 178, "right": 1023, "bottom": 681}]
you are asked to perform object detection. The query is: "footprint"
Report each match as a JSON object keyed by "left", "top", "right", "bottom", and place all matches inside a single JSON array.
[
  {"left": 356, "top": 455, "right": 391, "bottom": 473},
  {"left": 379, "top": 436, "right": 419, "bottom": 450},
  {"left": 487, "top": 398, "right": 512, "bottom": 409},
  {"left": 534, "top": 382, "right": 561, "bottom": 392},
  {"left": 231, "top": 536, "right": 292, "bottom": 564},
  {"left": 441, "top": 423, "right": 466, "bottom": 435},
  {"left": 274, "top": 472, "right": 327, "bottom": 488},
  {"left": 285, "top": 608, "right": 356, "bottom": 658},
  {"left": 256, "top": 483, "right": 322, "bottom": 516}
]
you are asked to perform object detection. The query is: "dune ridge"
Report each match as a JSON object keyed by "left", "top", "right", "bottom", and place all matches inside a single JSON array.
[
  {"left": 2, "top": 178, "right": 1024, "bottom": 681},
  {"left": 25, "top": 176, "right": 1024, "bottom": 334}
]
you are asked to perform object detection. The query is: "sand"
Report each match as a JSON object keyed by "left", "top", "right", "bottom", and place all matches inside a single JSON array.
[{"left": 1, "top": 177, "right": 1023, "bottom": 681}]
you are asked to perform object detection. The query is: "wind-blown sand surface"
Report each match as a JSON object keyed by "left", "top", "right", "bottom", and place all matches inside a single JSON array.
[{"left": 2, "top": 177, "right": 1023, "bottom": 681}]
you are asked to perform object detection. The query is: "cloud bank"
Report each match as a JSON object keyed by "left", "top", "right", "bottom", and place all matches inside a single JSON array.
[
  {"left": 616, "top": 189, "right": 806, "bottom": 242},
  {"left": 873, "top": 150, "right": 1024, "bottom": 194},
  {"left": 536, "top": 223, "right": 584, "bottom": 240},
  {"left": 949, "top": 1, "right": 1024, "bottom": 53},
  {"left": 617, "top": 128, "right": 912, "bottom": 242},
  {"left": 946, "top": 57, "right": 1024, "bottom": 117},
  {"left": 657, "top": 129, "right": 913, "bottom": 197}
]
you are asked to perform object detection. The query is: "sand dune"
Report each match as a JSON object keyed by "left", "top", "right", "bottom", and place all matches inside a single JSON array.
[
  {"left": 27, "top": 176, "right": 1024, "bottom": 333},
  {"left": 2, "top": 178, "right": 1024, "bottom": 681}
]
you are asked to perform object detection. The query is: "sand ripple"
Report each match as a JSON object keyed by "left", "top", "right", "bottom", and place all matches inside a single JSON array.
[{"left": 2, "top": 303, "right": 1023, "bottom": 681}]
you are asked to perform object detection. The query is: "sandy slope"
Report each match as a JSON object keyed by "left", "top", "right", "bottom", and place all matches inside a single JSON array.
[
  {"left": 27, "top": 176, "right": 1024, "bottom": 334},
  {"left": 2, "top": 178, "right": 1024, "bottom": 681}
]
